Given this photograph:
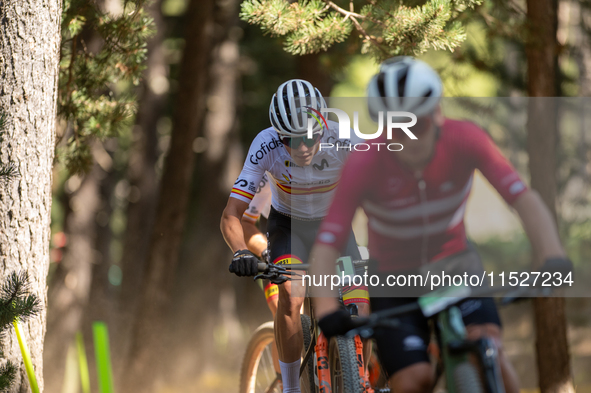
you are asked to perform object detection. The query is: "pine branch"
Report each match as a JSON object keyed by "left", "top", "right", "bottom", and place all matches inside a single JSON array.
[
  {"left": 0, "top": 272, "right": 40, "bottom": 332},
  {"left": 0, "top": 164, "right": 18, "bottom": 184},
  {"left": 241, "top": 0, "right": 483, "bottom": 61},
  {"left": 57, "top": 0, "right": 154, "bottom": 175},
  {"left": 0, "top": 361, "right": 17, "bottom": 391},
  {"left": 0, "top": 114, "right": 20, "bottom": 185}
]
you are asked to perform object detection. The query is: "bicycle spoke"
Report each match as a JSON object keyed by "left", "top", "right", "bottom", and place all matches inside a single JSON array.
[
  {"left": 264, "top": 375, "right": 281, "bottom": 393},
  {"left": 263, "top": 347, "right": 274, "bottom": 386},
  {"left": 251, "top": 343, "right": 279, "bottom": 393}
]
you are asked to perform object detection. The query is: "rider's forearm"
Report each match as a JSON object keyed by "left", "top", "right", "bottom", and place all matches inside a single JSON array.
[
  {"left": 309, "top": 243, "right": 342, "bottom": 318},
  {"left": 512, "top": 189, "right": 566, "bottom": 264},
  {"left": 220, "top": 210, "right": 249, "bottom": 253},
  {"left": 242, "top": 218, "right": 267, "bottom": 257}
]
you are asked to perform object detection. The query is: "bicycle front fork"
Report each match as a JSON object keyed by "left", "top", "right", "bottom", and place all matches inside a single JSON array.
[{"left": 448, "top": 337, "right": 505, "bottom": 393}]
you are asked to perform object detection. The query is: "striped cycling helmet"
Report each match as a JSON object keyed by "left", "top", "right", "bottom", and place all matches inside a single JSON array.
[{"left": 269, "top": 79, "right": 327, "bottom": 137}]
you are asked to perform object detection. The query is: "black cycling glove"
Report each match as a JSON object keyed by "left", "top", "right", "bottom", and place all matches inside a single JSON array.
[
  {"left": 539, "top": 257, "right": 573, "bottom": 275},
  {"left": 318, "top": 308, "right": 360, "bottom": 339},
  {"left": 229, "top": 249, "right": 259, "bottom": 277}
]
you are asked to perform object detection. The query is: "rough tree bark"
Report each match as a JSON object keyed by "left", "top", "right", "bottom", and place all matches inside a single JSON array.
[
  {"left": 525, "top": 0, "right": 574, "bottom": 392},
  {"left": 121, "top": 0, "right": 216, "bottom": 390},
  {"left": 0, "top": 0, "right": 61, "bottom": 392}
]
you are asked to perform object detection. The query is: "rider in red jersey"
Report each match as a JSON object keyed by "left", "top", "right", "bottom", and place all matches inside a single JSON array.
[
  {"left": 315, "top": 117, "right": 528, "bottom": 272},
  {"left": 310, "top": 57, "right": 570, "bottom": 393}
]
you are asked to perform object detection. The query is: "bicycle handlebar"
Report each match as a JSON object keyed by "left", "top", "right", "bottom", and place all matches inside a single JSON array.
[{"left": 228, "top": 262, "right": 268, "bottom": 274}]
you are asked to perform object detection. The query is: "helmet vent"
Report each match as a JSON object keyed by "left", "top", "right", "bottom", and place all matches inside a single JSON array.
[
  {"left": 269, "top": 79, "right": 326, "bottom": 136},
  {"left": 377, "top": 73, "right": 389, "bottom": 109},
  {"left": 397, "top": 67, "right": 408, "bottom": 98},
  {"left": 377, "top": 73, "right": 387, "bottom": 97},
  {"left": 414, "top": 89, "right": 433, "bottom": 110}
]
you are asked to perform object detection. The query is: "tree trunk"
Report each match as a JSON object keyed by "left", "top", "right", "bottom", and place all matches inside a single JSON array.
[
  {"left": 576, "top": 1, "right": 591, "bottom": 96},
  {"left": 575, "top": 1, "right": 591, "bottom": 182},
  {"left": 164, "top": 0, "right": 255, "bottom": 383},
  {"left": 526, "top": 0, "right": 574, "bottom": 392},
  {"left": 0, "top": 1, "right": 61, "bottom": 392},
  {"left": 296, "top": 53, "right": 333, "bottom": 95},
  {"left": 44, "top": 167, "right": 100, "bottom": 392},
  {"left": 116, "top": 0, "right": 165, "bottom": 366},
  {"left": 121, "top": 0, "right": 215, "bottom": 390}
]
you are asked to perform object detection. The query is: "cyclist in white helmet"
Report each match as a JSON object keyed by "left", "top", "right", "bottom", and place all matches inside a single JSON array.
[
  {"left": 310, "top": 57, "right": 570, "bottom": 393},
  {"left": 221, "top": 79, "right": 367, "bottom": 393}
]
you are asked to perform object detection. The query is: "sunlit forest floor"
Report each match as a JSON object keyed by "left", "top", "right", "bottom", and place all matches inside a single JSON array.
[{"left": 58, "top": 299, "right": 591, "bottom": 393}]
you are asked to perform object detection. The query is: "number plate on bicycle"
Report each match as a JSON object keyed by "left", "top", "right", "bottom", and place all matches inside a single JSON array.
[
  {"left": 418, "top": 285, "right": 471, "bottom": 317},
  {"left": 335, "top": 256, "right": 355, "bottom": 280}
]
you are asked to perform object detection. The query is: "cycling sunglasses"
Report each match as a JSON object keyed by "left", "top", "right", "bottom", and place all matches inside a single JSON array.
[{"left": 280, "top": 132, "right": 322, "bottom": 148}]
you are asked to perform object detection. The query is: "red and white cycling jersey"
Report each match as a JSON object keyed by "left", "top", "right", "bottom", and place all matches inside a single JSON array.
[
  {"left": 316, "top": 119, "right": 528, "bottom": 272},
  {"left": 231, "top": 121, "right": 362, "bottom": 219}
]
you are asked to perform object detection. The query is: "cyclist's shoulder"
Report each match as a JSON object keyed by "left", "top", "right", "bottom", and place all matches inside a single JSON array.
[
  {"left": 245, "top": 127, "right": 285, "bottom": 166},
  {"left": 440, "top": 118, "right": 493, "bottom": 149},
  {"left": 251, "top": 126, "right": 282, "bottom": 144},
  {"left": 441, "top": 118, "right": 487, "bottom": 134}
]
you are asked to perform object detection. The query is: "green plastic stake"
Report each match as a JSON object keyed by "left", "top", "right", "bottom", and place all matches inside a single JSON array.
[
  {"left": 93, "top": 322, "right": 115, "bottom": 393},
  {"left": 13, "top": 319, "right": 40, "bottom": 393},
  {"left": 76, "top": 332, "right": 91, "bottom": 393}
]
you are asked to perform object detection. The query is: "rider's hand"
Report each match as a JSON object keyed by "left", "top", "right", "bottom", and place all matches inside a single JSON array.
[
  {"left": 539, "top": 257, "right": 573, "bottom": 276},
  {"left": 229, "top": 250, "right": 259, "bottom": 277},
  {"left": 318, "top": 308, "right": 360, "bottom": 339}
]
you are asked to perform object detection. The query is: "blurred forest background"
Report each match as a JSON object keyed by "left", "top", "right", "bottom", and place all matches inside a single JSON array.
[{"left": 25, "top": 0, "right": 591, "bottom": 392}]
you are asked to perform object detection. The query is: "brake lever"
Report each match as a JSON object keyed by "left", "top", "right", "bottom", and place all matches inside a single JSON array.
[
  {"left": 253, "top": 273, "right": 289, "bottom": 285},
  {"left": 500, "top": 283, "right": 556, "bottom": 305},
  {"left": 271, "top": 276, "right": 289, "bottom": 285}
]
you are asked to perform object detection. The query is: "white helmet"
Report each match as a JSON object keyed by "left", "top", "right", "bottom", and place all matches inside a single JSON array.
[
  {"left": 367, "top": 57, "right": 442, "bottom": 121},
  {"left": 269, "top": 79, "right": 327, "bottom": 137}
]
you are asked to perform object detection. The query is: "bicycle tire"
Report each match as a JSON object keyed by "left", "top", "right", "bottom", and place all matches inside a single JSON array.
[
  {"left": 453, "top": 362, "right": 485, "bottom": 393},
  {"left": 300, "top": 314, "right": 317, "bottom": 393},
  {"left": 239, "top": 321, "right": 282, "bottom": 393},
  {"left": 329, "top": 336, "right": 364, "bottom": 393}
]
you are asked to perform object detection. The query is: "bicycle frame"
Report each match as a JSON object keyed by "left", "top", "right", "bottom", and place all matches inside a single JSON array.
[
  {"left": 252, "top": 258, "right": 378, "bottom": 393},
  {"left": 299, "top": 265, "right": 374, "bottom": 393}
]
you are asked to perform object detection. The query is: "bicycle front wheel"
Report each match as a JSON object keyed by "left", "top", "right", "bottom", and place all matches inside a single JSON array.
[
  {"left": 328, "top": 336, "right": 364, "bottom": 393},
  {"left": 240, "top": 321, "right": 282, "bottom": 393},
  {"left": 453, "top": 362, "right": 485, "bottom": 393}
]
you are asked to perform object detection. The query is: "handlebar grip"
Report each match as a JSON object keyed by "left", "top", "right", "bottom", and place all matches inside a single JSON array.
[
  {"left": 229, "top": 262, "right": 267, "bottom": 273},
  {"left": 258, "top": 262, "right": 268, "bottom": 272}
]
